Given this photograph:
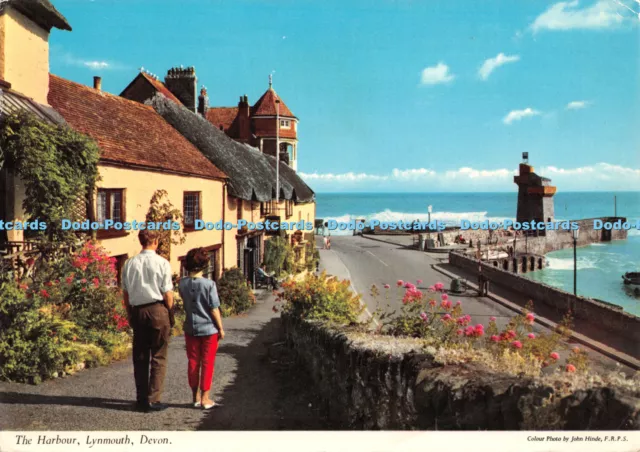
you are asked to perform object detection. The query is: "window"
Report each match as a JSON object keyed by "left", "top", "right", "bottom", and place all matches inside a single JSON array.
[
  {"left": 260, "top": 201, "right": 273, "bottom": 216},
  {"left": 96, "top": 189, "right": 125, "bottom": 226},
  {"left": 280, "top": 119, "right": 291, "bottom": 129},
  {"left": 237, "top": 199, "right": 243, "bottom": 221},
  {"left": 286, "top": 200, "right": 293, "bottom": 218},
  {"left": 183, "top": 192, "right": 202, "bottom": 229},
  {"left": 204, "top": 250, "right": 218, "bottom": 281}
]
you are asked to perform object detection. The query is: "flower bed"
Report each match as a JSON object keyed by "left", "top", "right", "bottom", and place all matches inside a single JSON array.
[
  {"left": 0, "top": 241, "right": 131, "bottom": 384},
  {"left": 277, "top": 275, "right": 640, "bottom": 429}
]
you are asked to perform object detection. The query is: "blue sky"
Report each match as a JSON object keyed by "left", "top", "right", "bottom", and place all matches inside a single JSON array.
[{"left": 49, "top": 0, "right": 639, "bottom": 192}]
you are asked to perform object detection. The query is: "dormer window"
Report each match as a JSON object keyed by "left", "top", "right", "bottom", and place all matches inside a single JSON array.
[{"left": 280, "top": 119, "right": 291, "bottom": 129}]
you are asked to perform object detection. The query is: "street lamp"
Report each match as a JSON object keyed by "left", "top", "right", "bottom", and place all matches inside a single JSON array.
[
  {"left": 427, "top": 205, "right": 433, "bottom": 247},
  {"left": 572, "top": 227, "right": 580, "bottom": 296},
  {"left": 276, "top": 98, "right": 281, "bottom": 206}
]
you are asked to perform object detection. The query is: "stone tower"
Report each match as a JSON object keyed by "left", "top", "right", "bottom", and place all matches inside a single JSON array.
[{"left": 514, "top": 153, "right": 556, "bottom": 229}]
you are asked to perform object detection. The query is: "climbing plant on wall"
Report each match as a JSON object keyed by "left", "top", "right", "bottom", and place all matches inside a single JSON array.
[
  {"left": 145, "top": 189, "right": 186, "bottom": 261},
  {"left": 0, "top": 112, "right": 100, "bottom": 245}
]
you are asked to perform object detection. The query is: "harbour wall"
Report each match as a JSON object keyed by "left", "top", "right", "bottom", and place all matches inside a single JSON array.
[
  {"left": 282, "top": 313, "right": 640, "bottom": 430},
  {"left": 449, "top": 251, "right": 640, "bottom": 345},
  {"left": 365, "top": 216, "right": 628, "bottom": 255}
]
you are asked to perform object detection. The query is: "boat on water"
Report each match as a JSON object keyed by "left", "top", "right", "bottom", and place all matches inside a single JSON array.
[{"left": 622, "top": 272, "right": 640, "bottom": 286}]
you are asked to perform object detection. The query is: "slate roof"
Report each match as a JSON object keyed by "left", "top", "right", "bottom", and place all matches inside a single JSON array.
[
  {"left": 148, "top": 95, "right": 313, "bottom": 203},
  {"left": 0, "top": 0, "right": 72, "bottom": 31},
  {"left": 48, "top": 75, "right": 226, "bottom": 180},
  {"left": 0, "top": 80, "right": 65, "bottom": 125},
  {"left": 264, "top": 153, "right": 314, "bottom": 203},
  {"left": 253, "top": 87, "right": 295, "bottom": 118}
]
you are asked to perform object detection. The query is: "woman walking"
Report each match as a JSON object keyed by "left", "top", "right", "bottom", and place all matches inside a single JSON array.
[{"left": 178, "top": 248, "right": 225, "bottom": 409}]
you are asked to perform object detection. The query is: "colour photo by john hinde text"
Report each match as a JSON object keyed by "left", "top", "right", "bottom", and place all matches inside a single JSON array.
[{"left": 0, "top": 0, "right": 639, "bottom": 451}]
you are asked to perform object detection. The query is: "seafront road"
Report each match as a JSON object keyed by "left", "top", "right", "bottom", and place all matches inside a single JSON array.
[
  {"left": 319, "top": 235, "right": 636, "bottom": 374},
  {"left": 0, "top": 292, "right": 328, "bottom": 431}
]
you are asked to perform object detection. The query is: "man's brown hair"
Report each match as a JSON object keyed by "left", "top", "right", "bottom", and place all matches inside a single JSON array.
[{"left": 138, "top": 229, "right": 161, "bottom": 247}]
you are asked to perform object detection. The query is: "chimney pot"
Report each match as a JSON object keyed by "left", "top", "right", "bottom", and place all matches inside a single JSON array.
[{"left": 93, "top": 76, "right": 102, "bottom": 91}]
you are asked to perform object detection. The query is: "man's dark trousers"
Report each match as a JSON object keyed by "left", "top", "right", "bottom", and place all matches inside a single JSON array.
[{"left": 131, "top": 302, "right": 171, "bottom": 406}]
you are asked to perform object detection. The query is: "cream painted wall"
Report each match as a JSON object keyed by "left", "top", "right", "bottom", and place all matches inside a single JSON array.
[
  {"left": 96, "top": 165, "right": 225, "bottom": 274},
  {"left": 0, "top": 8, "right": 50, "bottom": 104}
]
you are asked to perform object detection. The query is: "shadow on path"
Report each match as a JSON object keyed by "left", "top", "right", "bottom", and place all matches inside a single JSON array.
[{"left": 197, "top": 318, "right": 330, "bottom": 430}]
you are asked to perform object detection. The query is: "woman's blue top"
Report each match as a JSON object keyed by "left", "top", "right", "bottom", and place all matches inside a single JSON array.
[{"left": 178, "top": 277, "right": 221, "bottom": 336}]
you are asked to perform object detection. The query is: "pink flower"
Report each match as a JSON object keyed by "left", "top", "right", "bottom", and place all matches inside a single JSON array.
[
  {"left": 489, "top": 316, "right": 496, "bottom": 322},
  {"left": 507, "top": 330, "right": 517, "bottom": 339},
  {"left": 456, "top": 329, "right": 463, "bottom": 336},
  {"left": 441, "top": 293, "right": 449, "bottom": 301},
  {"left": 527, "top": 333, "right": 536, "bottom": 339},
  {"left": 427, "top": 285, "right": 435, "bottom": 292},
  {"left": 80, "top": 278, "right": 87, "bottom": 284},
  {"left": 512, "top": 340, "right": 523, "bottom": 349},
  {"left": 396, "top": 280, "right": 404, "bottom": 287},
  {"left": 39, "top": 289, "right": 50, "bottom": 298},
  {"left": 65, "top": 276, "right": 73, "bottom": 284},
  {"left": 45, "top": 281, "right": 53, "bottom": 287},
  {"left": 566, "top": 364, "right": 576, "bottom": 373},
  {"left": 420, "top": 312, "right": 428, "bottom": 321},
  {"left": 434, "top": 282, "right": 444, "bottom": 291},
  {"left": 383, "top": 284, "right": 390, "bottom": 289},
  {"left": 442, "top": 314, "right": 452, "bottom": 321},
  {"left": 550, "top": 352, "right": 560, "bottom": 360},
  {"left": 417, "top": 279, "right": 423, "bottom": 285},
  {"left": 525, "top": 313, "right": 535, "bottom": 324},
  {"left": 490, "top": 335, "right": 500, "bottom": 342},
  {"left": 455, "top": 300, "right": 461, "bottom": 306},
  {"left": 429, "top": 300, "right": 436, "bottom": 307},
  {"left": 81, "top": 288, "right": 87, "bottom": 292}
]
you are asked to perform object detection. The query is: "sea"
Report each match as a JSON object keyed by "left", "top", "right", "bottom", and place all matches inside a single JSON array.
[{"left": 316, "top": 192, "right": 640, "bottom": 315}]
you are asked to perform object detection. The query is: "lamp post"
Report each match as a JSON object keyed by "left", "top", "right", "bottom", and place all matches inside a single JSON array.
[
  {"left": 427, "top": 205, "right": 432, "bottom": 241},
  {"left": 572, "top": 227, "right": 580, "bottom": 296},
  {"left": 276, "top": 98, "right": 280, "bottom": 206}
]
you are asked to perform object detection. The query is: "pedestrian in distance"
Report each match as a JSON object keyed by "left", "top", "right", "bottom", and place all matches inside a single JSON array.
[
  {"left": 323, "top": 222, "right": 330, "bottom": 249},
  {"left": 178, "top": 248, "right": 225, "bottom": 410},
  {"left": 122, "top": 230, "right": 174, "bottom": 413}
]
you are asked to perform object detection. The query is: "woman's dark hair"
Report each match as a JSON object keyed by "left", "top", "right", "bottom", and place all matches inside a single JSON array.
[{"left": 184, "top": 247, "right": 209, "bottom": 273}]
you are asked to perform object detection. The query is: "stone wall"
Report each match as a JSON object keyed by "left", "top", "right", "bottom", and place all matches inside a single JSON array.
[
  {"left": 449, "top": 251, "right": 640, "bottom": 343},
  {"left": 282, "top": 314, "right": 639, "bottom": 430}
]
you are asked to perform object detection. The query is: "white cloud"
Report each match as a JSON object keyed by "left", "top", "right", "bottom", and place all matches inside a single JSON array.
[
  {"left": 531, "top": 0, "right": 626, "bottom": 32},
  {"left": 566, "top": 100, "right": 590, "bottom": 109},
  {"left": 420, "top": 62, "right": 455, "bottom": 85},
  {"left": 503, "top": 108, "right": 541, "bottom": 124},
  {"left": 299, "top": 172, "right": 388, "bottom": 182},
  {"left": 300, "top": 163, "right": 640, "bottom": 192},
  {"left": 478, "top": 53, "right": 520, "bottom": 80},
  {"left": 83, "top": 61, "right": 110, "bottom": 70}
]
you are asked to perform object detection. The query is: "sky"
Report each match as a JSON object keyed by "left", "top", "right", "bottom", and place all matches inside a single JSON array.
[{"left": 48, "top": 0, "right": 640, "bottom": 192}]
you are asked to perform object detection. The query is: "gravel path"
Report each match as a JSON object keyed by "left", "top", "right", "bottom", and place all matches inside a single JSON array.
[{"left": 0, "top": 292, "right": 328, "bottom": 431}]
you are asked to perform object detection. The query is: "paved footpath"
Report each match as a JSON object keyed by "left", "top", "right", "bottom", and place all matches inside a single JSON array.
[{"left": 0, "top": 292, "right": 328, "bottom": 431}]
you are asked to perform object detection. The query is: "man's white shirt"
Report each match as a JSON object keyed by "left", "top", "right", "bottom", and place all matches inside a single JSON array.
[{"left": 121, "top": 250, "right": 173, "bottom": 306}]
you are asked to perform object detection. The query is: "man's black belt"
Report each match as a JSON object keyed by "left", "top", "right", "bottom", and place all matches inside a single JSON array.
[{"left": 132, "top": 300, "right": 163, "bottom": 309}]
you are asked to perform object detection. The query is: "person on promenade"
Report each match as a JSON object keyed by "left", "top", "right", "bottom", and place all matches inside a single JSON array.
[
  {"left": 322, "top": 223, "right": 330, "bottom": 249},
  {"left": 178, "top": 248, "right": 225, "bottom": 410},
  {"left": 257, "top": 263, "right": 278, "bottom": 289},
  {"left": 122, "top": 230, "right": 174, "bottom": 413}
]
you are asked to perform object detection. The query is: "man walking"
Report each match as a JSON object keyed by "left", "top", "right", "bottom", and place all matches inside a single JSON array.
[{"left": 122, "top": 230, "right": 174, "bottom": 412}]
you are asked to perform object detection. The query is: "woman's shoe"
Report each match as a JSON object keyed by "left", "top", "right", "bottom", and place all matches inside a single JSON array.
[
  {"left": 194, "top": 401, "right": 201, "bottom": 408},
  {"left": 202, "top": 401, "right": 216, "bottom": 410}
]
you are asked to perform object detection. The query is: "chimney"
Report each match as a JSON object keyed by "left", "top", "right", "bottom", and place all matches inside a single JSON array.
[
  {"left": 93, "top": 76, "right": 102, "bottom": 91},
  {"left": 198, "top": 86, "right": 209, "bottom": 116},
  {"left": 164, "top": 66, "right": 197, "bottom": 113},
  {"left": 238, "top": 94, "right": 251, "bottom": 142}
]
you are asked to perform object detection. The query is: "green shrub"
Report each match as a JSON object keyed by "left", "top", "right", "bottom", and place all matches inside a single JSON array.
[
  {"left": 217, "top": 268, "right": 256, "bottom": 316},
  {"left": 0, "top": 280, "right": 79, "bottom": 383},
  {"left": 264, "top": 237, "right": 294, "bottom": 277},
  {"left": 275, "top": 271, "right": 364, "bottom": 325},
  {"left": 305, "top": 242, "right": 320, "bottom": 272}
]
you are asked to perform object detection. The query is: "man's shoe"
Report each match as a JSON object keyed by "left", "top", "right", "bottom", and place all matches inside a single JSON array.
[
  {"left": 134, "top": 402, "right": 150, "bottom": 413},
  {"left": 148, "top": 402, "right": 169, "bottom": 412}
]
